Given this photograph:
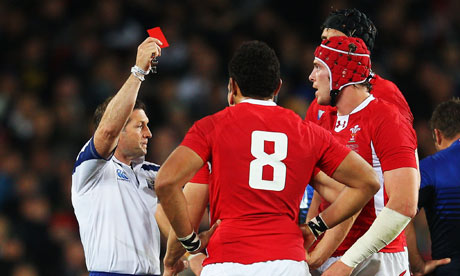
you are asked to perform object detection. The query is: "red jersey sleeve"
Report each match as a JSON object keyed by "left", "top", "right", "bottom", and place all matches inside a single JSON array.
[
  {"left": 372, "top": 103, "right": 417, "bottom": 172},
  {"left": 189, "top": 163, "right": 210, "bottom": 184},
  {"left": 309, "top": 122, "right": 352, "bottom": 176},
  {"left": 181, "top": 117, "right": 213, "bottom": 163},
  {"left": 305, "top": 98, "right": 319, "bottom": 123}
]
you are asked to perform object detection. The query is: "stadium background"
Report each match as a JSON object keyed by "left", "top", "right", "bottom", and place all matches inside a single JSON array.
[{"left": 0, "top": 0, "right": 459, "bottom": 275}]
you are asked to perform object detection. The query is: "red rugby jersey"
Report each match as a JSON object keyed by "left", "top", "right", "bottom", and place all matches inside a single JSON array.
[
  {"left": 316, "top": 96, "right": 417, "bottom": 255},
  {"left": 306, "top": 74, "right": 414, "bottom": 126},
  {"left": 181, "top": 99, "right": 351, "bottom": 265}
]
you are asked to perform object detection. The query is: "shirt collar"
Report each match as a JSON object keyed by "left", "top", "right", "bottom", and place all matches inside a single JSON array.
[
  {"left": 240, "top": 98, "right": 277, "bottom": 106},
  {"left": 113, "top": 155, "right": 145, "bottom": 169},
  {"left": 350, "top": 94, "right": 375, "bottom": 115}
]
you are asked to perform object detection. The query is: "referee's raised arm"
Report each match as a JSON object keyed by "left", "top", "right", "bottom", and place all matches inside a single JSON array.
[{"left": 93, "top": 37, "right": 162, "bottom": 158}]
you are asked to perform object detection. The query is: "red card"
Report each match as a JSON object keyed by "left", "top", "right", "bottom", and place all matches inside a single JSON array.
[{"left": 147, "top": 27, "right": 169, "bottom": 48}]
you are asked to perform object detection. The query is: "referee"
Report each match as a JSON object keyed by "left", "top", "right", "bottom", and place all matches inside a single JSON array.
[{"left": 71, "top": 37, "right": 166, "bottom": 276}]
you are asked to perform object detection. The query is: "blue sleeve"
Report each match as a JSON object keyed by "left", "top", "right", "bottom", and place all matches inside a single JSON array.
[
  {"left": 72, "top": 137, "right": 113, "bottom": 194},
  {"left": 73, "top": 137, "right": 107, "bottom": 174},
  {"left": 419, "top": 157, "right": 435, "bottom": 209}
]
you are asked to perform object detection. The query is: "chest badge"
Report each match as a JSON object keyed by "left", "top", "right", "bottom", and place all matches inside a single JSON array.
[{"left": 349, "top": 125, "right": 361, "bottom": 142}]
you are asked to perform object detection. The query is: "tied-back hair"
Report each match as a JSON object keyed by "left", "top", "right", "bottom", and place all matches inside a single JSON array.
[
  {"left": 228, "top": 40, "right": 280, "bottom": 99},
  {"left": 430, "top": 97, "right": 460, "bottom": 139},
  {"left": 93, "top": 96, "right": 146, "bottom": 129}
]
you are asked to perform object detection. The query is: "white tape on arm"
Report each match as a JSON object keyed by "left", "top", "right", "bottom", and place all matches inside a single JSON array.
[{"left": 340, "top": 207, "right": 411, "bottom": 268}]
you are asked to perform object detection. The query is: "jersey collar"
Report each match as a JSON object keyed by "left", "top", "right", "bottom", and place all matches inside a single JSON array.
[
  {"left": 113, "top": 155, "right": 145, "bottom": 169},
  {"left": 349, "top": 94, "right": 375, "bottom": 115},
  {"left": 241, "top": 98, "right": 276, "bottom": 106}
]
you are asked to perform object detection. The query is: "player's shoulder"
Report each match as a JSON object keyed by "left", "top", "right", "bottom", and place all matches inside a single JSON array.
[
  {"left": 371, "top": 74, "right": 400, "bottom": 92},
  {"left": 422, "top": 140, "right": 460, "bottom": 167},
  {"left": 193, "top": 106, "right": 232, "bottom": 129},
  {"left": 368, "top": 97, "right": 401, "bottom": 117}
]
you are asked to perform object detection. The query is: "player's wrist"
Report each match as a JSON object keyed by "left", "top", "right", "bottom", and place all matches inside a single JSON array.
[
  {"left": 306, "top": 214, "right": 329, "bottom": 240},
  {"left": 340, "top": 207, "right": 411, "bottom": 268},
  {"left": 177, "top": 231, "right": 201, "bottom": 252}
]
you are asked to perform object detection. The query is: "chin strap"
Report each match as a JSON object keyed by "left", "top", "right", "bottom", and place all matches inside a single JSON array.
[{"left": 330, "top": 89, "right": 340, "bottom": 107}]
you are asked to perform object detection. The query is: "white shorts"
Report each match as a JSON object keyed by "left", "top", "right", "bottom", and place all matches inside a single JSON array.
[
  {"left": 201, "top": 260, "right": 310, "bottom": 276},
  {"left": 312, "top": 249, "right": 409, "bottom": 276}
]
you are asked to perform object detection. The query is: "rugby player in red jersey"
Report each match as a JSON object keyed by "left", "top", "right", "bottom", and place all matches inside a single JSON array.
[
  {"left": 156, "top": 40, "right": 379, "bottom": 276},
  {"left": 308, "top": 36, "right": 418, "bottom": 276}
]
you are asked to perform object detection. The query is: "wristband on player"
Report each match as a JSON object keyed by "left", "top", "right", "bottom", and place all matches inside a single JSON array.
[
  {"left": 186, "top": 252, "right": 206, "bottom": 261},
  {"left": 177, "top": 231, "right": 201, "bottom": 252},
  {"left": 340, "top": 206, "right": 411, "bottom": 268},
  {"left": 306, "top": 214, "right": 329, "bottom": 239},
  {"left": 131, "top": 65, "right": 149, "bottom": 82}
]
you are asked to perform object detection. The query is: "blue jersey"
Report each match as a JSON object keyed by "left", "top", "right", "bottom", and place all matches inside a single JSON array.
[{"left": 419, "top": 139, "right": 460, "bottom": 275}]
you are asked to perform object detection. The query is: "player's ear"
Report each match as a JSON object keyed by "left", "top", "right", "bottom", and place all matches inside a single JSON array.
[
  {"left": 227, "top": 78, "right": 237, "bottom": 106},
  {"left": 273, "top": 79, "right": 282, "bottom": 97},
  {"left": 230, "top": 78, "right": 239, "bottom": 96},
  {"left": 434, "top": 129, "right": 443, "bottom": 149}
]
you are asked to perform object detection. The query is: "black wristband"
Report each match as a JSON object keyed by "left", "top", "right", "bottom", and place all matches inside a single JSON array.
[
  {"left": 307, "top": 214, "right": 329, "bottom": 239},
  {"left": 177, "top": 232, "right": 201, "bottom": 252}
]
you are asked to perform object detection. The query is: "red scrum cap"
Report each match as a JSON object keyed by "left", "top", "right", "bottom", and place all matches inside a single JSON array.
[{"left": 314, "top": 36, "right": 371, "bottom": 105}]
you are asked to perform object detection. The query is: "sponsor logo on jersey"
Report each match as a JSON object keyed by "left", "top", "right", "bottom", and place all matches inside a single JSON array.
[
  {"left": 335, "top": 115, "right": 349, "bottom": 132},
  {"left": 117, "top": 169, "right": 129, "bottom": 181}
]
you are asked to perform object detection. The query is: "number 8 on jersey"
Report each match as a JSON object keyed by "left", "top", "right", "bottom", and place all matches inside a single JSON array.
[{"left": 249, "top": 131, "right": 288, "bottom": 191}]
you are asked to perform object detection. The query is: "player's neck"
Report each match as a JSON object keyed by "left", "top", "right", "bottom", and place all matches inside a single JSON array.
[
  {"left": 336, "top": 86, "right": 370, "bottom": 115},
  {"left": 439, "top": 133, "right": 460, "bottom": 150},
  {"left": 235, "top": 96, "right": 274, "bottom": 104}
]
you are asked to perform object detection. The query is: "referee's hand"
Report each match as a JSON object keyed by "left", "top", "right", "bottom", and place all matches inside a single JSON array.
[{"left": 135, "top": 37, "right": 162, "bottom": 72}]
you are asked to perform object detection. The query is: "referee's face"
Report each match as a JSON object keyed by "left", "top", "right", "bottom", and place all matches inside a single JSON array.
[{"left": 118, "top": 109, "right": 152, "bottom": 160}]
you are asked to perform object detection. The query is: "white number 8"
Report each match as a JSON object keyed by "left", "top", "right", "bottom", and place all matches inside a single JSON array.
[{"left": 249, "top": 131, "right": 288, "bottom": 191}]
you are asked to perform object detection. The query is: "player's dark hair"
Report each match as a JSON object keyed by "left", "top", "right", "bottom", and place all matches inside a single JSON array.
[
  {"left": 322, "top": 8, "right": 377, "bottom": 51},
  {"left": 93, "top": 96, "right": 146, "bottom": 129},
  {"left": 430, "top": 98, "right": 460, "bottom": 139},
  {"left": 355, "top": 80, "right": 373, "bottom": 92},
  {"left": 228, "top": 40, "right": 280, "bottom": 99}
]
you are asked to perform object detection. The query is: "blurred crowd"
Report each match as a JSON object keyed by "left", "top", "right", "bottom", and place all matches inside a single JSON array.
[{"left": 0, "top": 0, "right": 459, "bottom": 275}]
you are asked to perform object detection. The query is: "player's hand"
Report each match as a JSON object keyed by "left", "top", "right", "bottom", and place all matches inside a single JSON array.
[
  {"left": 305, "top": 250, "right": 324, "bottom": 270},
  {"left": 412, "top": 258, "right": 450, "bottom": 276},
  {"left": 163, "top": 258, "right": 188, "bottom": 276},
  {"left": 322, "top": 260, "right": 353, "bottom": 276},
  {"left": 135, "top": 37, "right": 163, "bottom": 72},
  {"left": 190, "top": 220, "right": 220, "bottom": 254},
  {"left": 188, "top": 252, "right": 206, "bottom": 276},
  {"left": 300, "top": 223, "right": 316, "bottom": 250}
]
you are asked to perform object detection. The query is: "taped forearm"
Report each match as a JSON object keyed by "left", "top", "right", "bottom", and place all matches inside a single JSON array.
[{"left": 340, "top": 207, "right": 411, "bottom": 268}]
